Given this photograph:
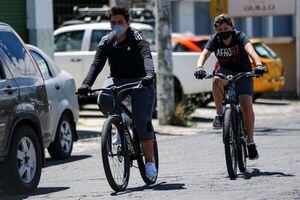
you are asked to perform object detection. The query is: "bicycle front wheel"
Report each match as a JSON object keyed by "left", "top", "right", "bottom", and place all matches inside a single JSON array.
[
  {"left": 237, "top": 113, "right": 247, "bottom": 173},
  {"left": 101, "top": 116, "right": 130, "bottom": 192},
  {"left": 223, "top": 108, "right": 238, "bottom": 179}
]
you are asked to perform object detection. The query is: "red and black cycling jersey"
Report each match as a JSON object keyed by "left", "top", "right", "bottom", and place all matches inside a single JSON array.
[
  {"left": 205, "top": 31, "right": 252, "bottom": 73},
  {"left": 83, "top": 27, "right": 155, "bottom": 86}
]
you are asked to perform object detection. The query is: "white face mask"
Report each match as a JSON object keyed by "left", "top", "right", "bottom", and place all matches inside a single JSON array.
[{"left": 112, "top": 25, "right": 127, "bottom": 37}]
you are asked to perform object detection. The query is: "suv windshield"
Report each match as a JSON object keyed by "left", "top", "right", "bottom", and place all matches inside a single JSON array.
[
  {"left": 253, "top": 42, "right": 277, "bottom": 59},
  {"left": 142, "top": 29, "right": 154, "bottom": 45}
]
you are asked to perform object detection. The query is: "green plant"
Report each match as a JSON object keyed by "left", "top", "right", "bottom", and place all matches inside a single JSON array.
[{"left": 170, "top": 94, "right": 198, "bottom": 126}]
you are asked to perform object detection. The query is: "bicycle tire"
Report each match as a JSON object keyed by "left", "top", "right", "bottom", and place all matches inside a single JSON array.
[
  {"left": 101, "top": 116, "right": 130, "bottom": 192},
  {"left": 136, "top": 133, "right": 159, "bottom": 185},
  {"left": 237, "top": 113, "right": 247, "bottom": 173},
  {"left": 223, "top": 108, "right": 238, "bottom": 179}
]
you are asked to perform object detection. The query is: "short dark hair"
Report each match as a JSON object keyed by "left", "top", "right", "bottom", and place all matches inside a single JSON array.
[
  {"left": 214, "top": 14, "right": 234, "bottom": 28},
  {"left": 108, "top": 6, "right": 130, "bottom": 22}
]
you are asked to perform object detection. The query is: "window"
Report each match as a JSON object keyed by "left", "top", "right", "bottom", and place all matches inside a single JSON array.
[
  {"left": 253, "top": 43, "right": 277, "bottom": 59},
  {"left": 173, "top": 43, "right": 189, "bottom": 52},
  {"left": 273, "top": 16, "right": 292, "bottom": 37},
  {"left": 0, "top": 31, "right": 37, "bottom": 75},
  {"left": 54, "top": 31, "right": 84, "bottom": 52},
  {"left": 141, "top": 29, "right": 154, "bottom": 46},
  {"left": 0, "top": 58, "right": 5, "bottom": 79},
  {"left": 90, "top": 30, "right": 110, "bottom": 51},
  {"left": 90, "top": 29, "right": 155, "bottom": 51},
  {"left": 140, "top": 29, "right": 155, "bottom": 51},
  {"left": 30, "top": 50, "right": 52, "bottom": 80}
]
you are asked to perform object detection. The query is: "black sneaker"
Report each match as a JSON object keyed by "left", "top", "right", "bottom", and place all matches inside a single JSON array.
[
  {"left": 247, "top": 143, "right": 259, "bottom": 160},
  {"left": 213, "top": 115, "right": 223, "bottom": 129}
]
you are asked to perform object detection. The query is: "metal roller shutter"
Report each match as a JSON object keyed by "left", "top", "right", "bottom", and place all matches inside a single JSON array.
[
  {"left": 194, "top": 2, "right": 212, "bottom": 35},
  {"left": 0, "top": 0, "right": 27, "bottom": 41}
]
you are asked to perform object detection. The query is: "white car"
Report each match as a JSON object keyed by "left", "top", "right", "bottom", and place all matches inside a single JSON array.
[
  {"left": 53, "top": 22, "right": 216, "bottom": 103},
  {"left": 27, "top": 44, "right": 79, "bottom": 159}
]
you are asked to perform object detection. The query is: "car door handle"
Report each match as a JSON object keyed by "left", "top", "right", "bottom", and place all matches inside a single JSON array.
[
  {"left": 55, "top": 84, "right": 60, "bottom": 90},
  {"left": 4, "top": 85, "right": 15, "bottom": 95},
  {"left": 70, "top": 58, "right": 82, "bottom": 62}
]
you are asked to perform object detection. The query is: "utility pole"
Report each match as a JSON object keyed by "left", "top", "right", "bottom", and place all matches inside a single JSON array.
[
  {"left": 155, "top": 0, "right": 174, "bottom": 125},
  {"left": 296, "top": 0, "right": 300, "bottom": 98},
  {"left": 27, "top": 0, "right": 54, "bottom": 59}
]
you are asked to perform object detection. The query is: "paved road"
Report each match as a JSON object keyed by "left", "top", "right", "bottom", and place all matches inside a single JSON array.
[{"left": 1, "top": 99, "right": 300, "bottom": 200}]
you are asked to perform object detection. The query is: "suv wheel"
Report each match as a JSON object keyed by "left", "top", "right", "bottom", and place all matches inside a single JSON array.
[
  {"left": 48, "top": 114, "right": 74, "bottom": 159},
  {"left": 0, "top": 125, "right": 42, "bottom": 194}
]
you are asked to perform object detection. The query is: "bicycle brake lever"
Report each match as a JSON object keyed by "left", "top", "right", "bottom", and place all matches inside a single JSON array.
[
  {"left": 205, "top": 74, "right": 214, "bottom": 79},
  {"left": 137, "top": 82, "right": 143, "bottom": 89}
]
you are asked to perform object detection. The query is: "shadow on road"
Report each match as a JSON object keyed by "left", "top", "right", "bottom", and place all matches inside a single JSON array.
[
  {"left": 190, "top": 116, "right": 213, "bottom": 123},
  {"left": 254, "top": 100, "right": 290, "bottom": 106},
  {"left": 80, "top": 107, "right": 100, "bottom": 111},
  {"left": 255, "top": 128, "right": 300, "bottom": 134},
  {"left": 79, "top": 114, "right": 104, "bottom": 118},
  {"left": 78, "top": 130, "right": 101, "bottom": 139},
  {"left": 0, "top": 187, "right": 69, "bottom": 200},
  {"left": 44, "top": 155, "right": 92, "bottom": 168},
  {"left": 110, "top": 181, "right": 186, "bottom": 196},
  {"left": 242, "top": 168, "right": 295, "bottom": 180},
  {"left": 200, "top": 105, "right": 216, "bottom": 109}
]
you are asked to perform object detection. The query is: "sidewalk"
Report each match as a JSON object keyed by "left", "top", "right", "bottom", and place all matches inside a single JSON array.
[
  {"left": 77, "top": 98, "right": 297, "bottom": 138},
  {"left": 77, "top": 117, "right": 213, "bottom": 137},
  {"left": 76, "top": 103, "right": 216, "bottom": 137}
]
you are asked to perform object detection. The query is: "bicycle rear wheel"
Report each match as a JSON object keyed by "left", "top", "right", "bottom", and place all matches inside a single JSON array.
[
  {"left": 101, "top": 116, "right": 130, "bottom": 192},
  {"left": 136, "top": 132, "right": 159, "bottom": 185},
  {"left": 237, "top": 113, "right": 247, "bottom": 173},
  {"left": 223, "top": 108, "right": 238, "bottom": 179}
]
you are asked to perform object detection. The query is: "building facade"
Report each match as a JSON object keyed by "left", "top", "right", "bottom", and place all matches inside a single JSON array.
[{"left": 170, "top": 0, "right": 296, "bottom": 38}]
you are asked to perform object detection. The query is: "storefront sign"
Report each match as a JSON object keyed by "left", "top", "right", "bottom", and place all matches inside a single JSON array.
[
  {"left": 229, "top": 0, "right": 296, "bottom": 17},
  {"left": 210, "top": 0, "right": 295, "bottom": 17}
]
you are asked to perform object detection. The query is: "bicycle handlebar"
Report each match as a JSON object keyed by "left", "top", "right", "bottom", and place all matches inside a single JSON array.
[
  {"left": 204, "top": 71, "right": 261, "bottom": 82},
  {"left": 90, "top": 80, "right": 143, "bottom": 93}
]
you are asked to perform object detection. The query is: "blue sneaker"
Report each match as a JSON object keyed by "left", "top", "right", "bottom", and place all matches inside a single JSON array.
[{"left": 145, "top": 162, "right": 157, "bottom": 180}]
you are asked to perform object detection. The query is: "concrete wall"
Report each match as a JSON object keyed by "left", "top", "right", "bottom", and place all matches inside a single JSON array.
[
  {"left": 264, "top": 38, "right": 296, "bottom": 92},
  {"left": 172, "top": 1, "right": 195, "bottom": 33}
]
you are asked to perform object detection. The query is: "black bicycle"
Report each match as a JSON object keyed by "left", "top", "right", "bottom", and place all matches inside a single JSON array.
[
  {"left": 90, "top": 81, "right": 158, "bottom": 192},
  {"left": 204, "top": 71, "right": 261, "bottom": 179}
]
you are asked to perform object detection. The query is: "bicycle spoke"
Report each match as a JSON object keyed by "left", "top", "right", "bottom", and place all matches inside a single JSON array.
[{"left": 106, "top": 122, "right": 126, "bottom": 186}]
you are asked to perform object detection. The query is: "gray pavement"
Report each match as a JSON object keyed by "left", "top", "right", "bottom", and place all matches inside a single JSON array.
[{"left": 1, "top": 98, "right": 300, "bottom": 199}]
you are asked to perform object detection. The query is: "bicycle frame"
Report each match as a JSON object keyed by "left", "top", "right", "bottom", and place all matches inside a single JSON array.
[
  {"left": 92, "top": 81, "right": 143, "bottom": 160},
  {"left": 205, "top": 71, "right": 259, "bottom": 178},
  {"left": 92, "top": 80, "right": 158, "bottom": 191},
  {"left": 214, "top": 72, "right": 256, "bottom": 111},
  {"left": 216, "top": 72, "right": 256, "bottom": 142}
]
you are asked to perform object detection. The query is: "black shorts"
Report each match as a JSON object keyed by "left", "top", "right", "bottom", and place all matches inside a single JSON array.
[{"left": 215, "top": 67, "right": 254, "bottom": 97}]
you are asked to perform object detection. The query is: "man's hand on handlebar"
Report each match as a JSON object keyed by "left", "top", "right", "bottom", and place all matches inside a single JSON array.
[
  {"left": 194, "top": 67, "right": 207, "bottom": 79},
  {"left": 141, "top": 74, "right": 155, "bottom": 86},
  {"left": 254, "top": 65, "right": 268, "bottom": 76},
  {"left": 77, "top": 84, "right": 91, "bottom": 96}
]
